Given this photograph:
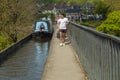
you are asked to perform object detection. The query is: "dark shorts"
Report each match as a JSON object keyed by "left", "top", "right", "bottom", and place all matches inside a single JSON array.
[{"left": 59, "top": 29, "right": 67, "bottom": 33}]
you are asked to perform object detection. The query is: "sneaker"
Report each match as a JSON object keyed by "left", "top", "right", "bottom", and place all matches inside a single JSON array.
[
  {"left": 60, "top": 43, "right": 63, "bottom": 47},
  {"left": 62, "top": 43, "right": 65, "bottom": 46}
]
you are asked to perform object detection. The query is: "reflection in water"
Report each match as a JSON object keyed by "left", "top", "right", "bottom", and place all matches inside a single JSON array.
[{"left": 0, "top": 40, "right": 49, "bottom": 80}]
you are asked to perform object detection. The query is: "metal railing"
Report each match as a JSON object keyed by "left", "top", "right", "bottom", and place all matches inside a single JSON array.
[{"left": 67, "top": 22, "right": 120, "bottom": 80}]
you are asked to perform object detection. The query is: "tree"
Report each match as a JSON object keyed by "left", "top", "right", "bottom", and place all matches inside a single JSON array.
[
  {"left": 103, "top": 0, "right": 120, "bottom": 11},
  {"left": 94, "top": 0, "right": 110, "bottom": 17},
  {"left": 0, "top": 0, "right": 39, "bottom": 42}
]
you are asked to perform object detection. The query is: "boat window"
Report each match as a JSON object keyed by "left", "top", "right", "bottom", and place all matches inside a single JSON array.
[{"left": 34, "top": 21, "right": 48, "bottom": 32}]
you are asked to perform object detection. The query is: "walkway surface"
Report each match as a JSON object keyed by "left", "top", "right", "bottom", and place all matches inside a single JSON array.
[{"left": 41, "top": 32, "right": 88, "bottom": 80}]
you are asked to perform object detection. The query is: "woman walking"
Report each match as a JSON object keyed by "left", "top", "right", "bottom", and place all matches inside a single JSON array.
[{"left": 57, "top": 13, "right": 69, "bottom": 47}]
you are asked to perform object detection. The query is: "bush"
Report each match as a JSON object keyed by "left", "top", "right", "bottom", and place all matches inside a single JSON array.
[
  {"left": 0, "top": 36, "right": 12, "bottom": 51},
  {"left": 96, "top": 11, "right": 120, "bottom": 36},
  {"left": 38, "top": 13, "right": 55, "bottom": 21},
  {"left": 0, "top": 32, "right": 12, "bottom": 51}
]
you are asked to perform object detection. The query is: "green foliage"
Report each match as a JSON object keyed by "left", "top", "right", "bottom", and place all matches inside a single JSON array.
[
  {"left": 0, "top": 32, "right": 12, "bottom": 51},
  {"left": 40, "top": 0, "right": 54, "bottom": 6},
  {"left": 38, "top": 13, "right": 55, "bottom": 21},
  {"left": 105, "top": 0, "right": 120, "bottom": 11},
  {"left": 78, "top": 20, "right": 103, "bottom": 28},
  {"left": 44, "top": 0, "right": 120, "bottom": 10},
  {"left": 0, "top": 0, "right": 39, "bottom": 51},
  {"left": 96, "top": 11, "right": 120, "bottom": 36},
  {"left": 50, "top": 13, "right": 55, "bottom": 21},
  {"left": 42, "top": 0, "right": 83, "bottom": 5},
  {"left": 54, "top": 0, "right": 62, "bottom": 4},
  {"left": 94, "top": 0, "right": 110, "bottom": 15}
]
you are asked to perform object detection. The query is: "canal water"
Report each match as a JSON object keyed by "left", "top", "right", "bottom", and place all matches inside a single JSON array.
[{"left": 0, "top": 40, "right": 49, "bottom": 80}]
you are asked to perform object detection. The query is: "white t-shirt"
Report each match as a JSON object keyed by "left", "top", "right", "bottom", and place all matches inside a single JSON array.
[{"left": 58, "top": 18, "right": 69, "bottom": 29}]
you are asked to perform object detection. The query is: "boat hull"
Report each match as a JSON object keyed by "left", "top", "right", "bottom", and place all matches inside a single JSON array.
[{"left": 32, "top": 31, "right": 52, "bottom": 42}]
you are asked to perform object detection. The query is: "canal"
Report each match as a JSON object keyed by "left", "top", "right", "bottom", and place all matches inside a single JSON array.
[{"left": 0, "top": 40, "right": 49, "bottom": 80}]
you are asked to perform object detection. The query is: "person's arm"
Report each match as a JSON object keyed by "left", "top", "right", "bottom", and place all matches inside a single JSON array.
[
  {"left": 57, "top": 19, "right": 60, "bottom": 29},
  {"left": 66, "top": 18, "right": 70, "bottom": 25}
]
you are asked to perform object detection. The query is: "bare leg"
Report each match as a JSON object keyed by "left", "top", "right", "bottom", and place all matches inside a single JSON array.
[
  {"left": 60, "top": 31, "right": 64, "bottom": 43},
  {"left": 62, "top": 33, "right": 65, "bottom": 42}
]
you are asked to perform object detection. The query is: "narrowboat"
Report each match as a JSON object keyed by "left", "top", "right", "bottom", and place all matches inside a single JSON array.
[{"left": 32, "top": 20, "right": 54, "bottom": 41}]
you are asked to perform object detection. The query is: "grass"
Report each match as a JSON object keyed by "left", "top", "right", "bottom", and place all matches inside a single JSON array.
[{"left": 77, "top": 20, "right": 104, "bottom": 28}]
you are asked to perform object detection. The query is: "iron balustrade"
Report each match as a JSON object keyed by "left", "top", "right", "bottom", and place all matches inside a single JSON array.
[{"left": 67, "top": 22, "right": 120, "bottom": 80}]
